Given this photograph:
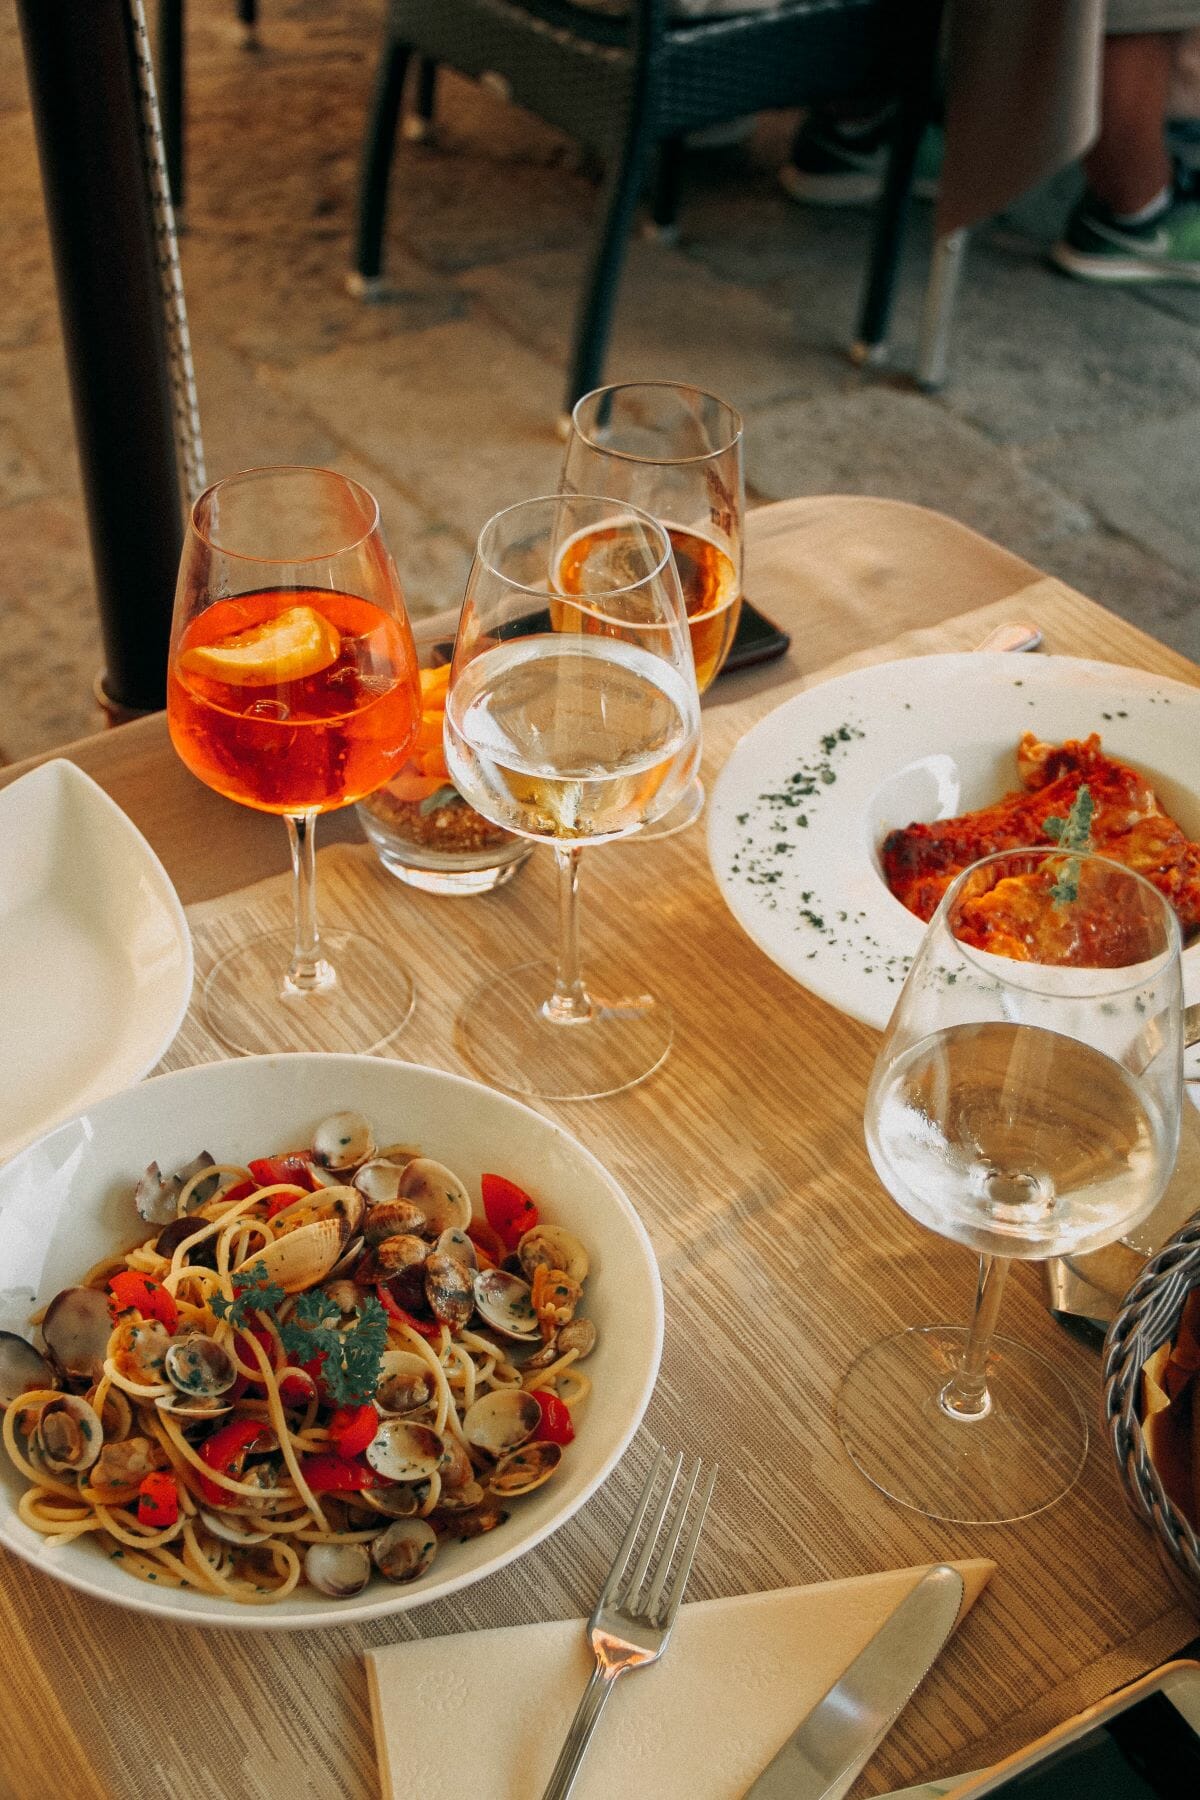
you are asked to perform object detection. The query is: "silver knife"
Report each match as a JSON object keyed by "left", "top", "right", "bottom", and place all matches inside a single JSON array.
[{"left": 742, "top": 1563, "right": 965, "bottom": 1800}]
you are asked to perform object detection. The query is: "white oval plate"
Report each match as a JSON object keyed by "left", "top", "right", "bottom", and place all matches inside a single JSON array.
[
  {"left": 0, "top": 1054, "right": 663, "bottom": 1629},
  {"left": 708, "top": 653, "right": 1200, "bottom": 1031},
  {"left": 0, "top": 760, "right": 192, "bottom": 1162}
]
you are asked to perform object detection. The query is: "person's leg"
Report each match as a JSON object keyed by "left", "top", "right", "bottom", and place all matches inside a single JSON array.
[
  {"left": 1053, "top": 15, "right": 1200, "bottom": 279},
  {"left": 1083, "top": 30, "right": 1178, "bottom": 213}
]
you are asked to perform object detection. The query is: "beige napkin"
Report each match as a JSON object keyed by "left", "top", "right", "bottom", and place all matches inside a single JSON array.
[{"left": 366, "top": 1560, "right": 993, "bottom": 1800}]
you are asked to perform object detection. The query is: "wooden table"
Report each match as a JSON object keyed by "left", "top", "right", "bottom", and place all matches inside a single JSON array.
[{"left": 1, "top": 497, "right": 1197, "bottom": 1800}]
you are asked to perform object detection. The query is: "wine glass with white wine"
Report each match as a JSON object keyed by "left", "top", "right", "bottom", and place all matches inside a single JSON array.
[
  {"left": 443, "top": 493, "right": 701, "bottom": 1100},
  {"left": 839, "top": 843, "right": 1183, "bottom": 1525}
]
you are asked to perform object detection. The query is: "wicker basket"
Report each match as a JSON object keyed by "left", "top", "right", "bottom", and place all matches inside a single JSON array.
[{"left": 1102, "top": 1216, "right": 1200, "bottom": 1614}]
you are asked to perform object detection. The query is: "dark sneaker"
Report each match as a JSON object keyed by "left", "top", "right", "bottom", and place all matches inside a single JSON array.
[
  {"left": 1052, "top": 186, "right": 1200, "bottom": 283},
  {"left": 779, "top": 114, "right": 941, "bottom": 206}
]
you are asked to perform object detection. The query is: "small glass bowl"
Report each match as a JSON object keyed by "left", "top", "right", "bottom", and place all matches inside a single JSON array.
[{"left": 357, "top": 781, "right": 532, "bottom": 895}]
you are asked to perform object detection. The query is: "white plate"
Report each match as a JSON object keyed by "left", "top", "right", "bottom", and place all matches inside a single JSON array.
[
  {"left": 708, "top": 653, "right": 1200, "bottom": 1031},
  {"left": 0, "top": 760, "right": 192, "bottom": 1161},
  {"left": 0, "top": 1054, "right": 663, "bottom": 1628}
]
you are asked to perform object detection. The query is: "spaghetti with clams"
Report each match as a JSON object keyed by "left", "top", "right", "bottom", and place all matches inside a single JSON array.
[{"left": 0, "top": 1111, "right": 594, "bottom": 1604}]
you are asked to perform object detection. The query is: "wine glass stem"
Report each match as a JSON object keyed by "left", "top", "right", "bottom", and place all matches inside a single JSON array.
[
  {"left": 940, "top": 1253, "right": 1012, "bottom": 1422},
  {"left": 544, "top": 845, "right": 593, "bottom": 1025},
  {"left": 284, "top": 811, "right": 328, "bottom": 992}
]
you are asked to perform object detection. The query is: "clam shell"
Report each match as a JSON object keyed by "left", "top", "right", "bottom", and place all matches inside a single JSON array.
[
  {"left": 354, "top": 1160, "right": 410, "bottom": 1207},
  {"left": 34, "top": 1394, "right": 104, "bottom": 1473},
  {"left": 375, "top": 1350, "right": 433, "bottom": 1417},
  {"left": 305, "top": 1541, "right": 373, "bottom": 1597},
  {"left": 0, "top": 1332, "right": 57, "bottom": 1408},
  {"left": 373, "top": 1233, "right": 428, "bottom": 1279},
  {"left": 518, "top": 1224, "right": 589, "bottom": 1286},
  {"left": 273, "top": 1185, "right": 364, "bottom": 1240},
  {"left": 311, "top": 1112, "right": 375, "bottom": 1171},
  {"left": 133, "top": 1160, "right": 179, "bottom": 1226},
  {"left": 435, "top": 1228, "right": 477, "bottom": 1270},
  {"left": 365, "top": 1419, "right": 443, "bottom": 1484},
  {"left": 397, "top": 1159, "right": 472, "bottom": 1235},
  {"left": 154, "top": 1392, "right": 233, "bottom": 1422},
  {"left": 237, "top": 1218, "right": 346, "bottom": 1294},
  {"left": 372, "top": 1517, "right": 437, "bottom": 1583},
  {"left": 42, "top": 1287, "right": 113, "bottom": 1384},
  {"left": 424, "top": 1253, "right": 474, "bottom": 1330},
  {"left": 165, "top": 1333, "right": 237, "bottom": 1399},
  {"left": 199, "top": 1508, "right": 272, "bottom": 1546},
  {"left": 489, "top": 1440, "right": 562, "bottom": 1496},
  {"left": 463, "top": 1388, "right": 541, "bottom": 1456},
  {"left": 363, "top": 1198, "right": 428, "bottom": 1244},
  {"left": 473, "top": 1269, "right": 539, "bottom": 1342}
]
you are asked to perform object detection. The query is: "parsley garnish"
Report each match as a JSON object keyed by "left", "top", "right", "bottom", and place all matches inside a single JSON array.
[
  {"left": 1044, "top": 784, "right": 1094, "bottom": 905},
  {"left": 280, "top": 1290, "right": 390, "bottom": 1406},
  {"left": 210, "top": 1264, "right": 389, "bottom": 1404},
  {"left": 210, "top": 1261, "right": 286, "bottom": 1328}
]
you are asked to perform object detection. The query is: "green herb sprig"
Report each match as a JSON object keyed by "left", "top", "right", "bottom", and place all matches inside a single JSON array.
[
  {"left": 279, "top": 1289, "right": 390, "bottom": 1407},
  {"left": 1044, "top": 783, "right": 1094, "bottom": 905},
  {"left": 210, "top": 1261, "right": 389, "bottom": 1405},
  {"left": 209, "top": 1262, "right": 285, "bottom": 1327}
]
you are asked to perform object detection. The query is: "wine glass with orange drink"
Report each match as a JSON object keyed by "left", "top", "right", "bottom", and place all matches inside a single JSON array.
[
  {"left": 559, "top": 382, "right": 743, "bottom": 837},
  {"left": 167, "top": 466, "right": 421, "bottom": 1054}
]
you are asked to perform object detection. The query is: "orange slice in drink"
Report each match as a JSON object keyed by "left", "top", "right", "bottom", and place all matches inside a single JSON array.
[{"left": 180, "top": 605, "right": 341, "bottom": 688}]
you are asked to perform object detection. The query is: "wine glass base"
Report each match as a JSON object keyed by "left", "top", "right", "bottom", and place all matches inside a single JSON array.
[
  {"left": 455, "top": 959, "right": 672, "bottom": 1100},
  {"left": 201, "top": 928, "right": 415, "bottom": 1057},
  {"left": 634, "top": 776, "right": 706, "bottom": 843},
  {"left": 836, "top": 1325, "right": 1088, "bottom": 1525}
]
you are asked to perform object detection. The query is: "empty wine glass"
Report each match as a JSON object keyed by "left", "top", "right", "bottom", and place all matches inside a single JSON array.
[
  {"left": 167, "top": 466, "right": 421, "bottom": 1055},
  {"left": 444, "top": 494, "right": 701, "bottom": 1100},
  {"left": 559, "top": 382, "right": 743, "bottom": 837},
  {"left": 838, "top": 846, "right": 1183, "bottom": 1524}
]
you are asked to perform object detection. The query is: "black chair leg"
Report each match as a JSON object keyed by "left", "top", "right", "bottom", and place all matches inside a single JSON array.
[
  {"left": 349, "top": 37, "right": 412, "bottom": 294},
  {"left": 565, "top": 28, "right": 660, "bottom": 421},
  {"left": 648, "top": 135, "right": 684, "bottom": 239},
  {"left": 236, "top": 0, "right": 258, "bottom": 32},
  {"left": 407, "top": 55, "right": 437, "bottom": 141},
  {"left": 852, "top": 0, "right": 944, "bottom": 362},
  {"left": 157, "top": 0, "right": 184, "bottom": 213},
  {"left": 566, "top": 132, "right": 653, "bottom": 413}
]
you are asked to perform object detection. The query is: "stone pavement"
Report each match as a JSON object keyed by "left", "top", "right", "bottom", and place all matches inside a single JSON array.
[{"left": 1, "top": 0, "right": 1198, "bottom": 762}]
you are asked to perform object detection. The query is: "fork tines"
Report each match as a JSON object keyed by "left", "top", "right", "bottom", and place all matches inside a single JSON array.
[{"left": 601, "top": 1447, "right": 716, "bottom": 1631}]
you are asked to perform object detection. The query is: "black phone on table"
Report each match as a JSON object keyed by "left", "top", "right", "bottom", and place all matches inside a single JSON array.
[
  {"left": 941, "top": 1660, "right": 1200, "bottom": 1800},
  {"left": 718, "top": 599, "right": 791, "bottom": 676}
]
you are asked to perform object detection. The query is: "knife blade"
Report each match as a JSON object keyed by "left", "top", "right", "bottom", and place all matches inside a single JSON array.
[{"left": 741, "top": 1563, "right": 965, "bottom": 1800}]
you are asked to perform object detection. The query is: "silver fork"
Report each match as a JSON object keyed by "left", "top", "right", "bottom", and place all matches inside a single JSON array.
[{"left": 539, "top": 1447, "right": 717, "bottom": 1800}]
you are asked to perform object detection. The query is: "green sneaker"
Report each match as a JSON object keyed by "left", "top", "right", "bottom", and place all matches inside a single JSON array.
[
  {"left": 779, "top": 114, "right": 942, "bottom": 207},
  {"left": 1051, "top": 185, "right": 1200, "bottom": 283}
]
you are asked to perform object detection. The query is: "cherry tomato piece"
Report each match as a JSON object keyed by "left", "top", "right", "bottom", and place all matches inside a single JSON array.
[
  {"left": 216, "top": 1179, "right": 256, "bottom": 1205},
  {"left": 528, "top": 1388, "right": 575, "bottom": 1445},
  {"left": 376, "top": 1283, "right": 443, "bottom": 1340},
  {"left": 466, "top": 1218, "right": 506, "bottom": 1265},
  {"left": 136, "top": 1471, "right": 180, "bottom": 1529},
  {"left": 328, "top": 1403, "right": 379, "bottom": 1460},
  {"left": 195, "top": 1417, "right": 266, "bottom": 1508},
  {"left": 481, "top": 1173, "right": 539, "bottom": 1252},
  {"left": 249, "top": 1155, "right": 319, "bottom": 1193},
  {"left": 107, "top": 1270, "right": 178, "bottom": 1334},
  {"left": 299, "top": 1454, "right": 388, "bottom": 1494}
]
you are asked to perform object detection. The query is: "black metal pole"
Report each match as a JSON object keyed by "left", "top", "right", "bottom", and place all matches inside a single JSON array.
[
  {"left": 16, "top": 0, "right": 183, "bottom": 715},
  {"left": 157, "top": 0, "right": 185, "bottom": 213}
]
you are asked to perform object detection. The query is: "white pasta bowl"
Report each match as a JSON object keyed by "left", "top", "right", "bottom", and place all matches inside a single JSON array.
[{"left": 0, "top": 1054, "right": 663, "bottom": 1629}]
